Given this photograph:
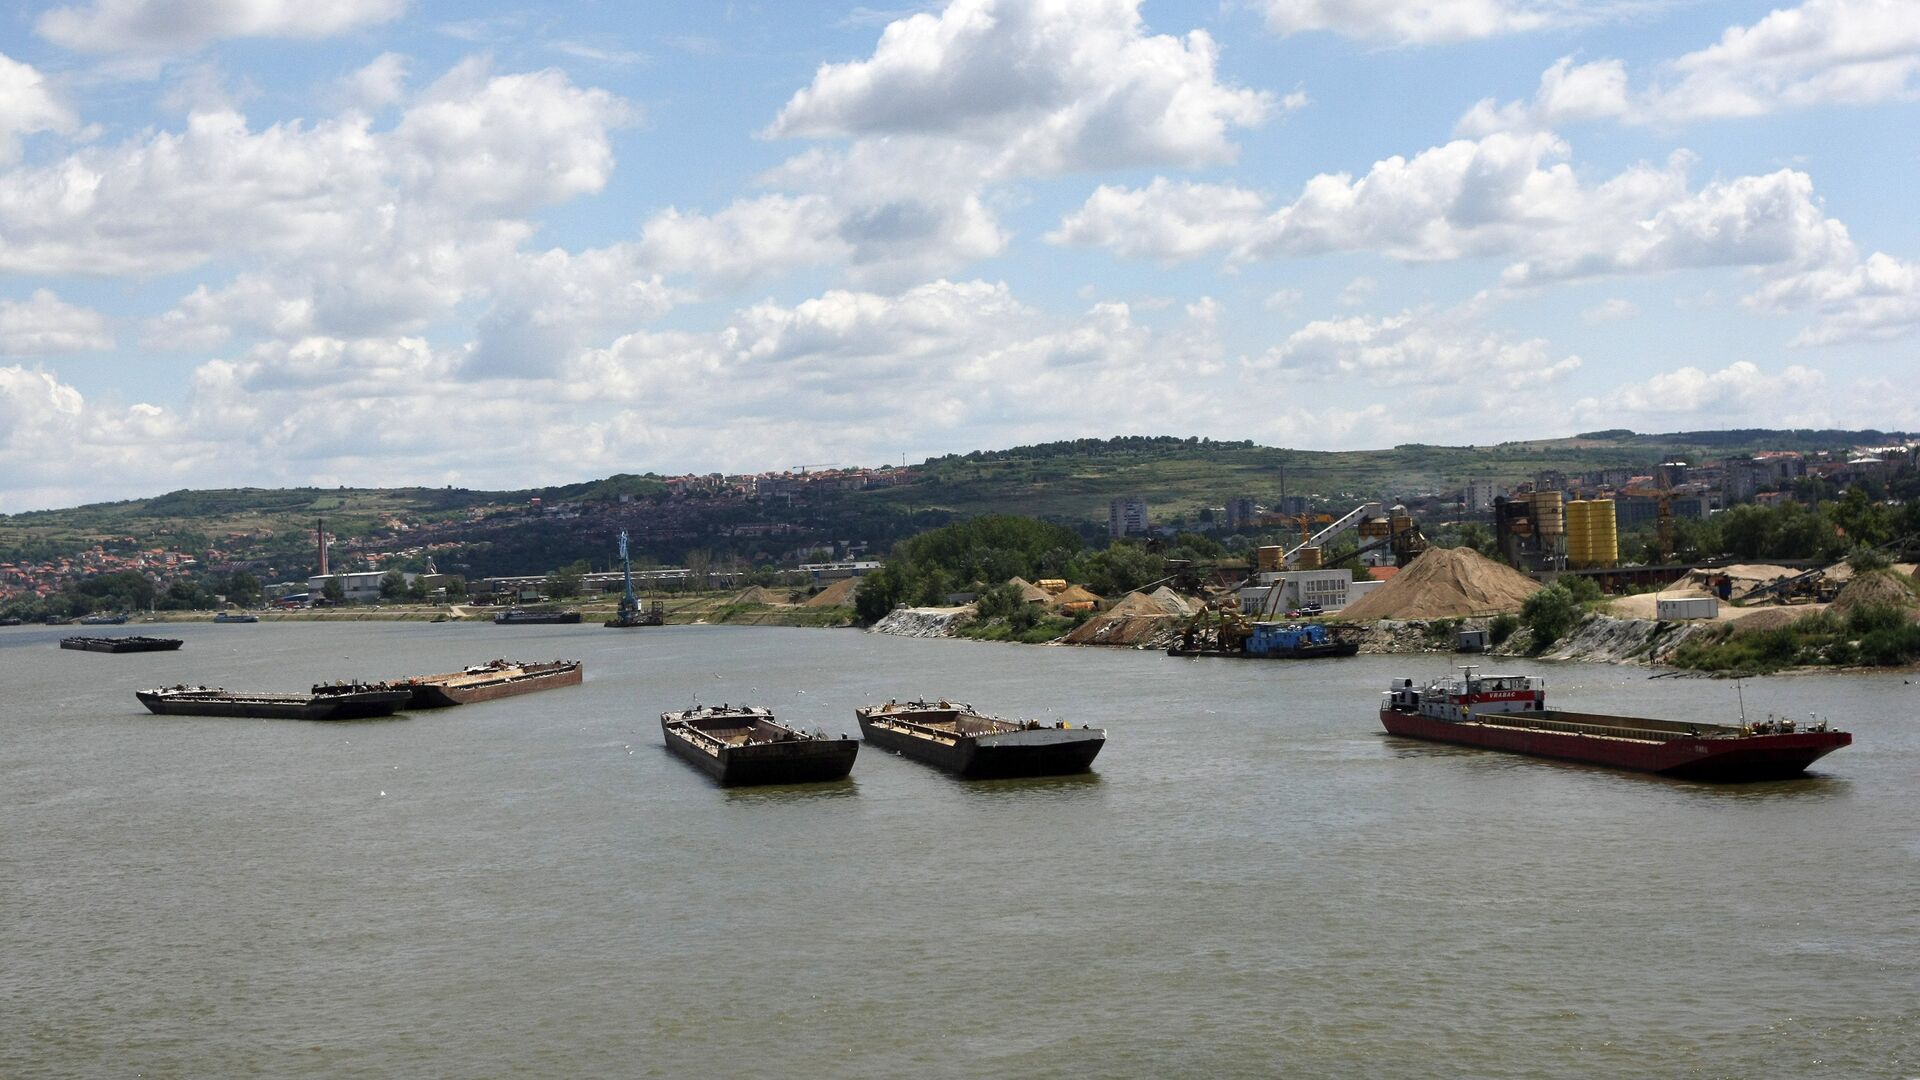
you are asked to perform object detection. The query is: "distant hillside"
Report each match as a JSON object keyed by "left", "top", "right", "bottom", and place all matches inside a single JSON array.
[{"left": 0, "top": 429, "right": 1904, "bottom": 578}]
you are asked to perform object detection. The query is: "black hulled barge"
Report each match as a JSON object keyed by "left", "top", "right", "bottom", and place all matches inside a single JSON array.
[
  {"left": 856, "top": 700, "right": 1105, "bottom": 778},
  {"left": 661, "top": 705, "right": 858, "bottom": 785},
  {"left": 136, "top": 682, "right": 412, "bottom": 720},
  {"left": 62, "top": 635, "right": 184, "bottom": 653}
]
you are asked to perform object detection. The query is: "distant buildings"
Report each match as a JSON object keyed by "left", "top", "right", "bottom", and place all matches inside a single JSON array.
[
  {"left": 1108, "top": 495, "right": 1149, "bottom": 538},
  {"left": 1224, "top": 497, "right": 1257, "bottom": 531},
  {"left": 1465, "top": 478, "right": 1499, "bottom": 513}
]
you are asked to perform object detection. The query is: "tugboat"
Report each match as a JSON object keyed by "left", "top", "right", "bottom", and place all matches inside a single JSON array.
[
  {"left": 855, "top": 700, "right": 1105, "bottom": 778},
  {"left": 135, "top": 682, "right": 412, "bottom": 720},
  {"left": 212, "top": 612, "right": 259, "bottom": 623},
  {"left": 1379, "top": 667, "right": 1850, "bottom": 781},
  {"left": 400, "top": 659, "right": 582, "bottom": 707},
  {"left": 661, "top": 704, "right": 859, "bottom": 785},
  {"left": 605, "top": 531, "right": 665, "bottom": 628},
  {"left": 493, "top": 608, "right": 583, "bottom": 625},
  {"left": 62, "top": 635, "right": 184, "bottom": 653}
]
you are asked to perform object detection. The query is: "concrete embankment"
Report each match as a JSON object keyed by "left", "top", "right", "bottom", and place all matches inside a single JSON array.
[{"left": 870, "top": 606, "right": 977, "bottom": 638}]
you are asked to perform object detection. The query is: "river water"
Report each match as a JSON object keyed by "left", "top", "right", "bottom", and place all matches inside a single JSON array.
[{"left": 3, "top": 622, "right": 1916, "bottom": 1078}]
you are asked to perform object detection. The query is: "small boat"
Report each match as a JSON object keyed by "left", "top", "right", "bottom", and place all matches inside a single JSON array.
[
  {"left": 62, "top": 635, "right": 184, "bottom": 653},
  {"left": 212, "top": 612, "right": 259, "bottom": 624},
  {"left": 604, "top": 599, "right": 665, "bottom": 628},
  {"left": 78, "top": 613, "right": 130, "bottom": 625},
  {"left": 400, "top": 659, "right": 583, "bottom": 708},
  {"left": 661, "top": 704, "right": 859, "bottom": 785},
  {"left": 0, "top": 617, "right": 23, "bottom": 627},
  {"left": 493, "top": 608, "right": 583, "bottom": 625},
  {"left": 1379, "top": 668, "right": 1851, "bottom": 781},
  {"left": 855, "top": 700, "right": 1105, "bottom": 778},
  {"left": 135, "top": 682, "right": 412, "bottom": 720}
]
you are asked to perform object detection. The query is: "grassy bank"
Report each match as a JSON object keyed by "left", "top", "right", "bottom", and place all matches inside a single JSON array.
[{"left": 1669, "top": 604, "right": 1920, "bottom": 674}]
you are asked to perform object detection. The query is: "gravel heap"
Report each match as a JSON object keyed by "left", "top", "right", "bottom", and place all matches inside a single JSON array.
[{"left": 1339, "top": 547, "right": 1543, "bottom": 620}]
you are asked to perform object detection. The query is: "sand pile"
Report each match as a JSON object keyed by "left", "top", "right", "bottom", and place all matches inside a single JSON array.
[
  {"left": 1049, "top": 583, "right": 1102, "bottom": 609},
  {"left": 1669, "top": 564, "right": 1798, "bottom": 594},
  {"left": 1339, "top": 547, "right": 1543, "bottom": 620},
  {"left": 729, "top": 585, "right": 790, "bottom": 606},
  {"left": 804, "top": 577, "right": 860, "bottom": 608},
  {"left": 1006, "top": 576, "right": 1052, "bottom": 604},
  {"left": 1830, "top": 569, "right": 1920, "bottom": 616},
  {"left": 1064, "top": 590, "right": 1180, "bottom": 646},
  {"left": 1148, "top": 586, "right": 1196, "bottom": 616}
]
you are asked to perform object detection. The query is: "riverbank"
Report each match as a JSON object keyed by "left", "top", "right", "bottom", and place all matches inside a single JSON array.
[{"left": 126, "top": 591, "right": 857, "bottom": 629}]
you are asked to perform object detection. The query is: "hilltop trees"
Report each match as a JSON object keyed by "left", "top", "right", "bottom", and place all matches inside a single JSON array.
[{"left": 854, "top": 515, "right": 1081, "bottom": 623}]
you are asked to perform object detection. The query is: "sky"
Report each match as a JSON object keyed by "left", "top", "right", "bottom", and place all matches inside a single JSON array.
[{"left": 1, "top": 0, "right": 1917, "bottom": 510}]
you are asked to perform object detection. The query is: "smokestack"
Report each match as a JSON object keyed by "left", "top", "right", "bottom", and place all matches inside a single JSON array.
[{"left": 317, "top": 517, "right": 328, "bottom": 577}]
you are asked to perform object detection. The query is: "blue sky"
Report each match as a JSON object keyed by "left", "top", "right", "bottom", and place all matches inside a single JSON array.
[{"left": 1, "top": 0, "right": 1916, "bottom": 509}]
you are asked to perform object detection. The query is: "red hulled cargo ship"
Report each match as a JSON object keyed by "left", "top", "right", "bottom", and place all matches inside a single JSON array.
[{"left": 1379, "top": 668, "right": 1849, "bottom": 781}]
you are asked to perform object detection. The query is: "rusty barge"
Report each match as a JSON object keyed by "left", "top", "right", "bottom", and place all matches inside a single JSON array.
[
  {"left": 661, "top": 704, "right": 859, "bottom": 785},
  {"left": 62, "top": 635, "right": 184, "bottom": 653},
  {"left": 856, "top": 700, "right": 1105, "bottom": 778},
  {"left": 400, "top": 658, "right": 582, "bottom": 708},
  {"left": 1380, "top": 669, "right": 1850, "bottom": 781}
]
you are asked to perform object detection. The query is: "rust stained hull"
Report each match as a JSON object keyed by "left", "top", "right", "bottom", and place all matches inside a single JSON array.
[
  {"left": 1380, "top": 708, "right": 1850, "bottom": 781},
  {"left": 660, "top": 712, "right": 857, "bottom": 786},
  {"left": 62, "top": 636, "right": 184, "bottom": 653},
  {"left": 856, "top": 709, "right": 1105, "bottom": 779},
  {"left": 403, "top": 661, "right": 582, "bottom": 708}
]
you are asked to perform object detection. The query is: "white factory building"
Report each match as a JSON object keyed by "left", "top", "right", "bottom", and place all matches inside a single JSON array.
[
  {"left": 1238, "top": 569, "right": 1384, "bottom": 616},
  {"left": 308, "top": 570, "right": 415, "bottom": 603}
]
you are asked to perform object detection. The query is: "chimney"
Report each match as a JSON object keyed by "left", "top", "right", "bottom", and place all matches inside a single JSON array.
[{"left": 317, "top": 517, "right": 329, "bottom": 577}]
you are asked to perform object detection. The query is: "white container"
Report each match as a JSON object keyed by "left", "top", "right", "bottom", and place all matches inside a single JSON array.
[{"left": 1657, "top": 596, "right": 1718, "bottom": 621}]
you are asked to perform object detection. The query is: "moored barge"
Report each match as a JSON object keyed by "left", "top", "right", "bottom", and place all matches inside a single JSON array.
[
  {"left": 1380, "top": 668, "right": 1850, "bottom": 781},
  {"left": 856, "top": 700, "right": 1105, "bottom": 778},
  {"left": 401, "top": 658, "right": 582, "bottom": 707},
  {"left": 493, "top": 608, "right": 583, "bottom": 625},
  {"left": 136, "top": 683, "right": 412, "bottom": 720},
  {"left": 661, "top": 705, "right": 859, "bottom": 785},
  {"left": 62, "top": 635, "right": 184, "bottom": 653}
]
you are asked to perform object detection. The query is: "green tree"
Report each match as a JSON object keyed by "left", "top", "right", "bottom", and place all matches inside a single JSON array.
[
  {"left": 1076, "top": 542, "right": 1166, "bottom": 597},
  {"left": 321, "top": 576, "right": 345, "bottom": 603},
  {"left": 545, "top": 560, "right": 588, "bottom": 599},
  {"left": 1521, "top": 584, "right": 1579, "bottom": 651},
  {"left": 379, "top": 570, "right": 408, "bottom": 599}
]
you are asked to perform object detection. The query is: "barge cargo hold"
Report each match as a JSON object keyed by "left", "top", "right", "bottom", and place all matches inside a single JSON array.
[
  {"left": 61, "top": 635, "right": 184, "bottom": 653},
  {"left": 661, "top": 705, "right": 858, "bottom": 785},
  {"left": 1380, "top": 669, "right": 1850, "bottom": 781},
  {"left": 136, "top": 683, "right": 412, "bottom": 721},
  {"left": 856, "top": 700, "right": 1105, "bottom": 779},
  {"left": 400, "top": 658, "right": 582, "bottom": 708}
]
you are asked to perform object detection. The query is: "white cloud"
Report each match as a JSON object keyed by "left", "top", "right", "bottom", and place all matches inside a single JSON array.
[
  {"left": 1337, "top": 275, "right": 1377, "bottom": 306},
  {"left": 1582, "top": 360, "right": 1826, "bottom": 419},
  {"left": 1749, "top": 251, "right": 1920, "bottom": 345},
  {"left": 0, "top": 53, "right": 79, "bottom": 164},
  {"left": 1054, "top": 132, "right": 1860, "bottom": 292},
  {"left": 1465, "top": 0, "right": 1920, "bottom": 131},
  {"left": 0, "top": 290, "right": 113, "bottom": 355},
  {"left": 1254, "top": 307, "right": 1582, "bottom": 386},
  {"left": 768, "top": 0, "right": 1273, "bottom": 174},
  {"left": 1258, "top": 0, "right": 1561, "bottom": 45},
  {"left": 1456, "top": 56, "right": 1628, "bottom": 135},
  {"left": 339, "top": 52, "right": 409, "bottom": 111},
  {"left": 1047, "top": 177, "right": 1267, "bottom": 259},
  {"left": 1649, "top": 0, "right": 1920, "bottom": 121},
  {"left": 38, "top": 0, "right": 406, "bottom": 54}
]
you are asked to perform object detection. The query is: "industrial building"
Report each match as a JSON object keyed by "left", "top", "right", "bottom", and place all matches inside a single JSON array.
[
  {"left": 308, "top": 570, "right": 415, "bottom": 603},
  {"left": 1238, "top": 568, "right": 1385, "bottom": 614}
]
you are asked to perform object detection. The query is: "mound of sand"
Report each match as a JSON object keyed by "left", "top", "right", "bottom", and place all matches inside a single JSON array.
[
  {"left": 1831, "top": 569, "right": 1920, "bottom": 615},
  {"left": 1726, "top": 607, "right": 1818, "bottom": 633},
  {"left": 729, "top": 585, "right": 790, "bottom": 606},
  {"left": 1148, "top": 586, "right": 1196, "bottom": 616},
  {"left": 1049, "top": 583, "right": 1102, "bottom": 609},
  {"left": 804, "top": 577, "right": 861, "bottom": 608},
  {"left": 1006, "top": 576, "right": 1052, "bottom": 604},
  {"left": 1339, "top": 547, "right": 1543, "bottom": 621},
  {"left": 1064, "top": 589, "right": 1180, "bottom": 646}
]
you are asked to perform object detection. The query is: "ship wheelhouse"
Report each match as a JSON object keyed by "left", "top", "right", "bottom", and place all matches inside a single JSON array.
[{"left": 1383, "top": 668, "right": 1545, "bottom": 722}]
